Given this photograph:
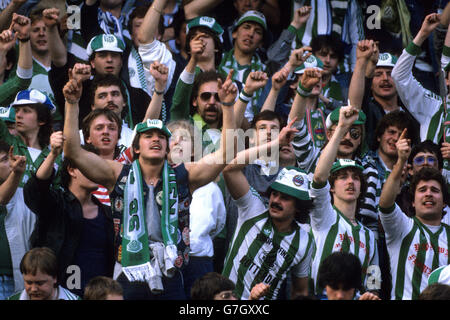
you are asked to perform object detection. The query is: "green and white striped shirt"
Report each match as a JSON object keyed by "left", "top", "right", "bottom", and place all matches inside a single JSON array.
[
  {"left": 379, "top": 204, "right": 450, "bottom": 300},
  {"left": 309, "top": 183, "right": 379, "bottom": 295},
  {"left": 222, "top": 188, "right": 313, "bottom": 300}
]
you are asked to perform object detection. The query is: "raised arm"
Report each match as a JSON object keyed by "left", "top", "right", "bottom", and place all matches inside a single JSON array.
[
  {"left": 288, "top": 68, "right": 321, "bottom": 122},
  {"left": 137, "top": 0, "right": 165, "bottom": 45},
  {"left": 43, "top": 8, "right": 67, "bottom": 68},
  {"left": 313, "top": 106, "right": 359, "bottom": 185},
  {"left": 184, "top": 0, "right": 223, "bottom": 20},
  {"left": 35, "top": 131, "right": 63, "bottom": 181},
  {"left": 413, "top": 13, "right": 441, "bottom": 48},
  {"left": 143, "top": 61, "right": 168, "bottom": 121},
  {"left": 0, "top": 0, "right": 26, "bottom": 31},
  {"left": 63, "top": 74, "right": 122, "bottom": 191},
  {"left": 234, "top": 71, "right": 268, "bottom": 128},
  {"left": 0, "top": 147, "right": 25, "bottom": 205},
  {"left": 379, "top": 129, "right": 410, "bottom": 209},
  {"left": 262, "top": 47, "right": 311, "bottom": 113},
  {"left": 186, "top": 69, "right": 236, "bottom": 192},
  {"left": 348, "top": 39, "right": 375, "bottom": 109}
]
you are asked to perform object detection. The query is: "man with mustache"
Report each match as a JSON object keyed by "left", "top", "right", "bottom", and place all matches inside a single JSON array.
[
  {"left": 310, "top": 105, "right": 379, "bottom": 298},
  {"left": 347, "top": 39, "right": 419, "bottom": 149},
  {"left": 379, "top": 130, "right": 450, "bottom": 300},
  {"left": 221, "top": 120, "right": 314, "bottom": 300},
  {"left": 290, "top": 68, "right": 380, "bottom": 238}
]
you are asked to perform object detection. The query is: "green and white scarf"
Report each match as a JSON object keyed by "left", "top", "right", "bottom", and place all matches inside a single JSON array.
[
  {"left": 121, "top": 160, "right": 179, "bottom": 291},
  {"left": 219, "top": 49, "right": 265, "bottom": 119}
]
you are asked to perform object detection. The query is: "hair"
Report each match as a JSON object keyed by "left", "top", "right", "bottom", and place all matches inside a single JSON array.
[
  {"left": 14, "top": 103, "right": 53, "bottom": 149},
  {"left": 310, "top": 34, "right": 345, "bottom": 63},
  {"left": 4, "top": 47, "right": 16, "bottom": 79},
  {"left": 60, "top": 144, "right": 99, "bottom": 189},
  {"left": 317, "top": 251, "right": 362, "bottom": 293},
  {"left": 191, "top": 272, "right": 235, "bottom": 300},
  {"left": 418, "top": 283, "right": 450, "bottom": 300},
  {"left": 185, "top": 26, "right": 223, "bottom": 68},
  {"left": 171, "top": 8, "right": 186, "bottom": 50},
  {"left": 328, "top": 166, "right": 368, "bottom": 219},
  {"left": 190, "top": 70, "right": 224, "bottom": 115},
  {"left": 29, "top": 8, "right": 44, "bottom": 25},
  {"left": 167, "top": 119, "right": 202, "bottom": 162},
  {"left": 128, "top": 5, "right": 165, "bottom": 37},
  {"left": 82, "top": 108, "right": 122, "bottom": 142},
  {"left": 409, "top": 167, "right": 449, "bottom": 205},
  {"left": 0, "top": 139, "right": 10, "bottom": 154},
  {"left": 408, "top": 140, "right": 443, "bottom": 170},
  {"left": 250, "top": 110, "right": 284, "bottom": 129},
  {"left": 374, "top": 110, "right": 417, "bottom": 150},
  {"left": 83, "top": 276, "right": 123, "bottom": 300},
  {"left": 20, "top": 247, "right": 58, "bottom": 279},
  {"left": 89, "top": 74, "right": 128, "bottom": 118}
]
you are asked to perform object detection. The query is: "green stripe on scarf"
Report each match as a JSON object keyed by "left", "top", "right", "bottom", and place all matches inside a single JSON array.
[{"left": 121, "top": 160, "right": 178, "bottom": 280}]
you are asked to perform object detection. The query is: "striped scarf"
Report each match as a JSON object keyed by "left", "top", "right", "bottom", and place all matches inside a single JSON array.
[
  {"left": 97, "top": 8, "right": 131, "bottom": 43},
  {"left": 121, "top": 160, "right": 178, "bottom": 291},
  {"left": 129, "top": 46, "right": 149, "bottom": 93},
  {"left": 219, "top": 49, "right": 265, "bottom": 119},
  {"left": 293, "top": 0, "right": 365, "bottom": 73}
]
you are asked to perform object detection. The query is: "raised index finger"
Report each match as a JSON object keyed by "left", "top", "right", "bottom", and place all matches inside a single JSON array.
[{"left": 399, "top": 128, "right": 408, "bottom": 141}]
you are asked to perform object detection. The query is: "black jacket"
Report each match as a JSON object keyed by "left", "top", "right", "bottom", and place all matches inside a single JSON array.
[{"left": 23, "top": 172, "right": 115, "bottom": 285}]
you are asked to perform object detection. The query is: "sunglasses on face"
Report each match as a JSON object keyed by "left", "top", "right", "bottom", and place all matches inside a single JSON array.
[
  {"left": 413, "top": 155, "right": 437, "bottom": 166},
  {"left": 330, "top": 127, "right": 361, "bottom": 140},
  {"left": 199, "top": 92, "right": 220, "bottom": 102}
]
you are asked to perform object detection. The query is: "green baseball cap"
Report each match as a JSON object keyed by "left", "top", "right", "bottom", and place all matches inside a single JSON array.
[
  {"left": 330, "top": 159, "right": 364, "bottom": 174},
  {"left": 0, "top": 106, "right": 15, "bottom": 123},
  {"left": 325, "top": 107, "right": 366, "bottom": 129},
  {"left": 376, "top": 52, "right": 398, "bottom": 68},
  {"left": 135, "top": 119, "right": 172, "bottom": 137},
  {"left": 233, "top": 10, "right": 267, "bottom": 31},
  {"left": 269, "top": 167, "right": 311, "bottom": 201},
  {"left": 86, "top": 34, "right": 126, "bottom": 57},
  {"left": 186, "top": 16, "right": 224, "bottom": 38},
  {"left": 294, "top": 55, "right": 324, "bottom": 75}
]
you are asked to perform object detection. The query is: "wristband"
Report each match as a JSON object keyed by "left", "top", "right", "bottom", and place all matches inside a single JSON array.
[
  {"left": 239, "top": 89, "right": 252, "bottom": 103},
  {"left": 296, "top": 82, "right": 312, "bottom": 97},
  {"left": 153, "top": 88, "right": 164, "bottom": 95},
  {"left": 18, "top": 37, "right": 30, "bottom": 42},
  {"left": 221, "top": 101, "right": 234, "bottom": 106},
  {"left": 151, "top": 5, "right": 163, "bottom": 15}
]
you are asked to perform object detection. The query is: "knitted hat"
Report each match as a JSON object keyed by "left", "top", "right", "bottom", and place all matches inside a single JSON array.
[
  {"left": 0, "top": 106, "right": 15, "bottom": 123},
  {"left": 86, "top": 34, "right": 126, "bottom": 57},
  {"left": 233, "top": 10, "right": 267, "bottom": 31},
  {"left": 294, "top": 55, "right": 324, "bottom": 75},
  {"left": 186, "top": 16, "right": 224, "bottom": 39},
  {"left": 325, "top": 107, "right": 366, "bottom": 129},
  {"left": 11, "top": 89, "right": 56, "bottom": 114},
  {"left": 135, "top": 119, "right": 172, "bottom": 137},
  {"left": 330, "top": 159, "right": 364, "bottom": 174},
  {"left": 376, "top": 52, "right": 398, "bottom": 68},
  {"left": 269, "top": 166, "right": 311, "bottom": 201}
]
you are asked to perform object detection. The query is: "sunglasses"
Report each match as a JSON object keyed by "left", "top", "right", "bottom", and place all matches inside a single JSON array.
[
  {"left": 413, "top": 155, "right": 437, "bottom": 166},
  {"left": 199, "top": 92, "right": 220, "bottom": 102},
  {"left": 331, "top": 127, "right": 361, "bottom": 140}
]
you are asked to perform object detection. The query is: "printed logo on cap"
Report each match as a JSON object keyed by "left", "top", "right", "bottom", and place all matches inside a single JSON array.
[
  {"left": 379, "top": 53, "right": 389, "bottom": 61},
  {"left": 104, "top": 35, "right": 115, "bottom": 43},
  {"left": 293, "top": 175, "right": 304, "bottom": 187},
  {"left": 199, "top": 16, "right": 215, "bottom": 28}
]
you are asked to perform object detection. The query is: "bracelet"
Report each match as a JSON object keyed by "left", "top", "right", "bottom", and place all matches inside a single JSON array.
[
  {"left": 18, "top": 37, "right": 30, "bottom": 42},
  {"left": 153, "top": 88, "right": 164, "bottom": 95},
  {"left": 239, "top": 90, "right": 252, "bottom": 103},
  {"left": 151, "top": 5, "right": 163, "bottom": 15},
  {"left": 296, "top": 82, "right": 312, "bottom": 98},
  {"left": 221, "top": 101, "right": 234, "bottom": 106}
]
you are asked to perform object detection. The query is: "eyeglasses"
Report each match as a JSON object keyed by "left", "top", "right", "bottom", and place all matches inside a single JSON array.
[
  {"left": 329, "top": 127, "right": 362, "bottom": 140},
  {"left": 413, "top": 155, "right": 437, "bottom": 166},
  {"left": 199, "top": 92, "right": 220, "bottom": 102}
]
